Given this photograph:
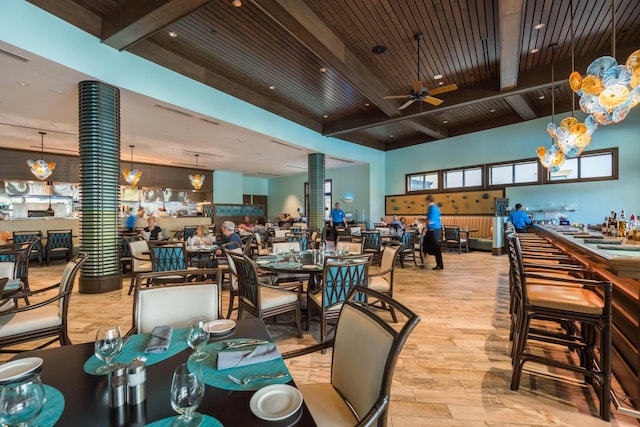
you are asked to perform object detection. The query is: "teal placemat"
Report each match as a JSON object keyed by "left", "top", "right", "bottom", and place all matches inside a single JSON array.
[
  {"left": 187, "top": 339, "right": 290, "bottom": 392},
  {"left": 145, "top": 414, "right": 223, "bottom": 427},
  {"left": 84, "top": 328, "right": 189, "bottom": 375},
  {"left": 585, "top": 239, "right": 621, "bottom": 245},
  {"left": 33, "top": 385, "right": 64, "bottom": 427}
]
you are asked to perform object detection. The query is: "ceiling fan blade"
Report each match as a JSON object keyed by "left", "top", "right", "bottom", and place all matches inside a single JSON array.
[
  {"left": 412, "top": 80, "right": 424, "bottom": 94},
  {"left": 423, "top": 96, "right": 443, "bottom": 106},
  {"left": 429, "top": 84, "right": 458, "bottom": 96},
  {"left": 383, "top": 95, "right": 410, "bottom": 99},
  {"left": 398, "top": 99, "right": 416, "bottom": 110}
]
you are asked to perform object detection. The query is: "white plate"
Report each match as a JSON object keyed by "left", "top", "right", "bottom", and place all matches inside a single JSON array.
[
  {"left": 206, "top": 319, "right": 236, "bottom": 334},
  {"left": 256, "top": 260, "right": 270, "bottom": 265},
  {"left": 250, "top": 384, "right": 303, "bottom": 421},
  {"left": 0, "top": 357, "right": 43, "bottom": 382}
]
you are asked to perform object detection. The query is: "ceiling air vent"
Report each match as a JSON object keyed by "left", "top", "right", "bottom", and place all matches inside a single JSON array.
[{"left": 0, "top": 47, "right": 30, "bottom": 62}]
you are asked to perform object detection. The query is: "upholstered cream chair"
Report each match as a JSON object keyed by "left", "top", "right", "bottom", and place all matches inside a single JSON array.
[
  {"left": 127, "top": 239, "right": 152, "bottom": 295},
  {"left": 228, "top": 251, "right": 302, "bottom": 338},
  {"left": 131, "top": 281, "right": 219, "bottom": 334},
  {"left": 271, "top": 240, "right": 301, "bottom": 254},
  {"left": 284, "top": 286, "right": 419, "bottom": 426},
  {"left": 0, "top": 253, "right": 88, "bottom": 352},
  {"left": 335, "top": 238, "right": 363, "bottom": 254},
  {"left": 367, "top": 242, "right": 401, "bottom": 322}
]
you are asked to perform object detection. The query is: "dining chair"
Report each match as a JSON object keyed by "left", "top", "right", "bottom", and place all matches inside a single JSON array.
[
  {"left": 398, "top": 229, "right": 417, "bottom": 267},
  {"left": 271, "top": 240, "right": 301, "bottom": 254},
  {"left": 443, "top": 225, "right": 469, "bottom": 254},
  {"left": 362, "top": 230, "right": 382, "bottom": 264},
  {"left": 0, "top": 252, "right": 20, "bottom": 311},
  {"left": 307, "top": 255, "right": 370, "bottom": 349},
  {"left": 0, "top": 244, "right": 31, "bottom": 305},
  {"left": 368, "top": 242, "right": 401, "bottom": 322},
  {"left": 13, "top": 231, "right": 43, "bottom": 266},
  {"left": 0, "top": 252, "right": 88, "bottom": 353},
  {"left": 126, "top": 239, "right": 152, "bottom": 295},
  {"left": 508, "top": 234, "right": 612, "bottom": 421},
  {"left": 149, "top": 244, "right": 197, "bottom": 284},
  {"left": 131, "top": 281, "right": 219, "bottom": 335},
  {"left": 228, "top": 251, "right": 303, "bottom": 338},
  {"left": 335, "top": 237, "right": 363, "bottom": 254},
  {"left": 45, "top": 230, "right": 74, "bottom": 265},
  {"left": 286, "top": 232, "right": 308, "bottom": 251},
  {"left": 183, "top": 225, "right": 198, "bottom": 241},
  {"left": 222, "top": 244, "right": 244, "bottom": 319},
  {"left": 283, "top": 286, "right": 420, "bottom": 427}
]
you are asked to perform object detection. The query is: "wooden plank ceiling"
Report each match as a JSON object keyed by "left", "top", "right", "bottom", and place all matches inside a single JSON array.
[{"left": 28, "top": 0, "right": 640, "bottom": 151}]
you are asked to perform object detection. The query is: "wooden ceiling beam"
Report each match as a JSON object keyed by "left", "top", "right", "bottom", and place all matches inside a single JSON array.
[
  {"left": 101, "top": 0, "right": 210, "bottom": 51},
  {"left": 504, "top": 94, "right": 537, "bottom": 120},
  {"left": 324, "top": 44, "right": 638, "bottom": 137},
  {"left": 498, "top": 0, "right": 525, "bottom": 90},
  {"left": 250, "top": 0, "right": 404, "bottom": 119}
]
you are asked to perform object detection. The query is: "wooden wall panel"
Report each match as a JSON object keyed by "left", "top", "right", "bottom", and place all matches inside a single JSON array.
[{"left": 386, "top": 190, "right": 504, "bottom": 215}]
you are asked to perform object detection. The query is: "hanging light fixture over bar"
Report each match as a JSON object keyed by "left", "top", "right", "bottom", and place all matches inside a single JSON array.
[
  {"left": 123, "top": 144, "right": 142, "bottom": 185},
  {"left": 189, "top": 154, "right": 205, "bottom": 190},
  {"left": 27, "top": 131, "right": 56, "bottom": 180}
]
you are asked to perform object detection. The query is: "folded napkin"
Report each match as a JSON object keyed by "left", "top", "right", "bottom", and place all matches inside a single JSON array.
[
  {"left": 587, "top": 239, "right": 622, "bottom": 245},
  {"left": 217, "top": 343, "right": 281, "bottom": 370},
  {"left": 597, "top": 244, "right": 640, "bottom": 251},
  {"left": 145, "top": 325, "right": 173, "bottom": 354}
]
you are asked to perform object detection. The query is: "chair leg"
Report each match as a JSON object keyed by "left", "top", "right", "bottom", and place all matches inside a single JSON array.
[
  {"left": 226, "top": 291, "right": 236, "bottom": 319},
  {"left": 320, "top": 316, "right": 327, "bottom": 354},
  {"left": 305, "top": 300, "right": 312, "bottom": 331},
  {"left": 294, "top": 306, "right": 303, "bottom": 338},
  {"left": 128, "top": 275, "right": 136, "bottom": 295}
]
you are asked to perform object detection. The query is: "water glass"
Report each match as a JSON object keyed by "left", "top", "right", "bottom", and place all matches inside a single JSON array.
[
  {"left": 170, "top": 364, "right": 204, "bottom": 427},
  {"left": 187, "top": 317, "right": 210, "bottom": 362},
  {"left": 0, "top": 373, "right": 46, "bottom": 427},
  {"left": 95, "top": 326, "right": 123, "bottom": 374}
]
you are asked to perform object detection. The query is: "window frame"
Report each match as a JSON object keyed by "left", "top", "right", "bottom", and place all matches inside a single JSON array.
[
  {"left": 486, "top": 157, "right": 541, "bottom": 189},
  {"left": 405, "top": 170, "right": 441, "bottom": 193},
  {"left": 441, "top": 164, "right": 484, "bottom": 191},
  {"left": 541, "top": 147, "right": 618, "bottom": 184}
]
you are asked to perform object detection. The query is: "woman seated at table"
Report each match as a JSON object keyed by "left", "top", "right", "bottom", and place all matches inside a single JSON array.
[
  {"left": 237, "top": 216, "right": 254, "bottom": 234},
  {"left": 142, "top": 217, "right": 163, "bottom": 241},
  {"left": 187, "top": 225, "right": 215, "bottom": 247}
]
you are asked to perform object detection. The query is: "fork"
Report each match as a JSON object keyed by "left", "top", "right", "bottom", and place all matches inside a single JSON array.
[
  {"left": 227, "top": 372, "right": 288, "bottom": 385},
  {"left": 221, "top": 340, "right": 269, "bottom": 349}
]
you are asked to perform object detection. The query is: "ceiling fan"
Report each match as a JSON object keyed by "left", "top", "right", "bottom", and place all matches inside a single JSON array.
[{"left": 384, "top": 33, "right": 458, "bottom": 110}]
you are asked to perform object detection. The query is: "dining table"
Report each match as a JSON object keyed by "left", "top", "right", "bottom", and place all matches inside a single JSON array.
[
  {"left": 8, "top": 317, "right": 316, "bottom": 426},
  {"left": 256, "top": 252, "right": 325, "bottom": 293}
]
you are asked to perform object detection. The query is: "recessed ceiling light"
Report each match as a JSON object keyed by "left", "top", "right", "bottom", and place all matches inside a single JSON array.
[
  {"left": 534, "top": 23, "right": 545, "bottom": 30},
  {"left": 269, "top": 85, "right": 275, "bottom": 90},
  {"left": 319, "top": 67, "right": 327, "bottom": 73},
  {"left": 433, "top": 74, "right": 443, "bottom": 80},
  {"left": 17, "top": 81, "right": 29, "bottom": 86},
  {"left": 389, "top": 134, "right": 394, "bottom": 138},
  {"left": 364, "top": 103, "right": 370, "bottom": 107},
  {"left": 371, "top": 45, "right": 387, "bottom": 54},
  {"left": 490, "top": 109, "right": 496, "bottom": 113},
  {"left": 538, "top": 95, "right": 545, "bottom": 100},
  {"left": 168, "top": 31, "right": 178, "bottom": 38},
  {"left": 439, "top": 81, "right": 444, "bottom": 86},
  {"left": 323, "top": 114, "right": 328, "bottom": 118},
  {"left": 530, "top": 48, "right": 540, "bottom": 54},
  {"left": 443, "top": 120, "right": 448, "bottom": 124},
  {"left": 231, "top": 0, "right": 242, "bottom": 7}
]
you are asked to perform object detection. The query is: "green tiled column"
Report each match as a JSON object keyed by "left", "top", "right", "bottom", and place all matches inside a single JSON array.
[
  {"left": 308, "top": 153, "right": 325, "bottom": 231},
  {"left": 78, "top": 80, "right": 121, "bottom": 293}
]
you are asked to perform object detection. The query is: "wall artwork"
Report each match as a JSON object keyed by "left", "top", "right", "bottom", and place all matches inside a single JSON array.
[{"left": 385, "top": 190, "right": 504, "bottom": 215}]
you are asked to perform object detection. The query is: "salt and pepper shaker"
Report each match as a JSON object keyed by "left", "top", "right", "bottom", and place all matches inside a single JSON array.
[
  {"left": 108, "top": 364, "right": 127, "bottom": 408},
  {"left": 127, "top": 358, "right": 147, "bottom": 405}
]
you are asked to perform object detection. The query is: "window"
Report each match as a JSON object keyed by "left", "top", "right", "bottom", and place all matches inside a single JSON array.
[
  {"left": 490, "top": 161, "right": 538, "bottom": 186},
  {"left": 547, "top": 149, "right": 616, "bottom": 182},
  {"left": 444, "top": 167, "right": 482, "bottom": 189},
  {"left": 407, "top": 172, "right": 438, "bottom": 192}
]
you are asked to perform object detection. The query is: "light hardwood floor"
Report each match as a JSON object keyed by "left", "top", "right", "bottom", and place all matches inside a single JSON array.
[{"left": 2, "top": 251, "right": 637, "bottom": 426}]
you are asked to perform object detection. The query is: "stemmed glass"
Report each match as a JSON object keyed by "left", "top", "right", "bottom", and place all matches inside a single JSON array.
[
  {"left": 170, "top": 363, "right": 204, "bottom": 427},
  {"left": 94, "top": 326, "right": 123, "bottom": 374},
  {"left": 0, "top": 373, "right": 47, "bottom": 427},
  {"left": 187, "top": 317, "right": 210, "bottom": 362}
]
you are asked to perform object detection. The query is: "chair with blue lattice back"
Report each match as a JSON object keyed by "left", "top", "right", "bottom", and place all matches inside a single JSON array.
[
  {"left": 398, "top": 229, "right": 417, "bottom": 268},
  {"left": 45, "top": 230, "right": 73, "bottom": 265},
  {"left": 307, "top": 254, "right": 371, "bottom": 351},
  {"left": 13, "top": 231, "right": 43, "bottom": 266},
  {"left": 0, "top": 248, "right": 27, "bottom": 307},
  {"left": 149, "top": 244, "right": 191, "bottom": 284},
  {"left": 362, "top": 230, "right": 382, "bottom": 264},
  {"left": 183, "top": 226, "right": 198, "bottom": 241},
  {"left": 286, "top": 232, "right": 308, "bottom": 251}
]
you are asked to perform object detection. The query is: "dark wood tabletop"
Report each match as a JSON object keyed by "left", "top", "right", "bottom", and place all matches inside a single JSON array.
[{"left": 11, "top": 318, "right": 316, "bottom": 426}]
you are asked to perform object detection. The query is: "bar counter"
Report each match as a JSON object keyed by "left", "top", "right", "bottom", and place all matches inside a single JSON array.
[{"left": 534, "top": 225, "right": 640, "bottom": 405}]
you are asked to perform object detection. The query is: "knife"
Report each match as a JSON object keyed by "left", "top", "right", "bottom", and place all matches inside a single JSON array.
[{"left": 221, "top": 340, "right": 269, "bottom": 349}]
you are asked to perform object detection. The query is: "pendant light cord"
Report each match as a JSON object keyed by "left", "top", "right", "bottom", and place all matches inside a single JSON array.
[{"left": 570, "top": 0, "right": 575, "bottom": 116}]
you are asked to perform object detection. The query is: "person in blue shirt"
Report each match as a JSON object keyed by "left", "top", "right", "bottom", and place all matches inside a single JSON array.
[
  {"left": 508, "top": 203, "right": 531, "bottom": 233},
  {"left": 329, "top": 202, "right": 347, "bottom": 246},
  {"left": 389, "top": 216, "right": 404, "bottom": 232},
  {"left": 422, "top": 195, "right": 444, "bottom": 270},
  {"left": 220, "top": 221, "right": 242, "bottom": 250}
]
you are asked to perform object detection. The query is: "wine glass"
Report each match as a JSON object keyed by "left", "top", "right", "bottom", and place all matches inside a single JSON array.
[
  {"left": 170, "top": 363, "right": 204, "bottom": 427},
  {"left": 187, "top": 317, "right": 210, "bottom": 362},
  {"left": 0, "top": 373, "right": 46, "bottom": 427},
  {"left": 94, "top": 326, "right": 123, "bottom": 374}
]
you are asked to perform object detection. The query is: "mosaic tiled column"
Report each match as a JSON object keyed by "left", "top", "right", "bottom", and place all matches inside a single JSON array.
[
  {"left": 78, "top": 80, "right": 121, "bottom": 293},
  {"left": 308, "top": 153, "right": 325, "bottom": 231}
]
